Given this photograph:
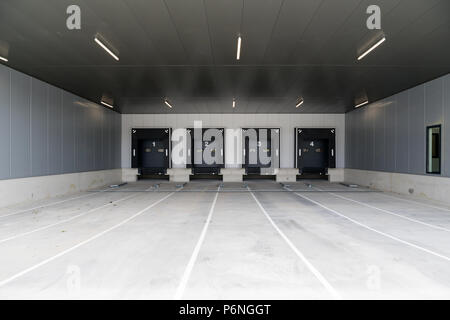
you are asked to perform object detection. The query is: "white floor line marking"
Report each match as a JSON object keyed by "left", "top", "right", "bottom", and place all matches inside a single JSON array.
[
  {"left": 289, "top": 189, "right": 450, "bottom": 263},
  {"left": 380, "top": 193, "right": 450, "bottom": 213},
  {"left": 0, "top": 191, "right": 176, "bottom": 288},
  {"left": 248, "top": 187, "right": 341, "bottom": 300},
  {"left": 322, "top": 191, "right": 450, "bottom": 233},
  {"left": 0, "top": 192, "right": 143, "bottom": 244},
  {"left": 309, "top": 181, "right": 450, "bottom": 213},
  {"left": 174, "top": 186, "right": 220, "bottom": 300},
  {"left": 0, "top": 188, "right": 110, "bottom": 219},
  {"left": 310, "top": 185, "right": 450, "bottom": 233}
]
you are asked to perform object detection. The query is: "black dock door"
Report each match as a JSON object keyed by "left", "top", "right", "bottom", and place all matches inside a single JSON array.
[
  {"left": 131, "top": 128, "right": 171, "bottom": 176},
  {"left": 187, "top": 128, "right": 224, "bottom": 175},
  {"left": 295, "top": 128, "right": 335, "bottom": 175},
  {"left": 243, "top": 128, "right": 280, "bottom": 175}
]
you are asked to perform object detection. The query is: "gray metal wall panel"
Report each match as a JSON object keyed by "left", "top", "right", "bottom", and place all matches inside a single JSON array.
[
  {"left": 355, "top": 109, "right": 365, "bottom": 169},
  {"left": 345, "top": 111, "right": 352, "bottom": 168},
  {"left": 109, "top": 111, "right": 114, "bottom": 169},
  {"left": 362, "top": 109, "right": 369, "bottom": 169},
  {"left": 48, "top": 86, "right": 62, "bottom": 174},
  {"left": 373, "top": 103, "right": 385, "bottom": 171},
  {"left": 351, "top": 111, "right": 357, "bottom": 169},
  {"left": 352, "top": 111, "right": 358, "bottom": 168},
  {"left": 111, "top": 112, "right": 118, "bottom": 169},
  {"left": 74, "top": 103, "right": 86, "bottom": 172},
  {"left": 395, "top": 91, "right": 409, "bottom": 173},
  {"left": 103, "top": 110, "right": 111, "bottom": 169},
  {"left": 114, "top": 113, "right": 122, "bottom": 168},
  {"left": 95, "top": 107, "right": 103, "bottom": 170},
  {"left": 62, "top": 93, "right": 75, "bottom": 173},
  {"left": 108, "top": 111, "right": 114, "bottom": 169},
  {"left": 364, "top": 107, "right": 374, "bottom": 170},
  {"left": 385, "top": 98, "right": 396, "bottom": 172},
  {"left": 105, "top": 111, "right": 112, "bottom": 170},
  {"left": 0, "top": 65, "right": 10, "bottom": 179},
  {"left": 408, "top": 85, "right": 425, "bottom": 174},
  {"left": 346, "top": 74, "right": 449, "bottom": 177},
  {"left": 86, "top": 106, "right": 95, "bottom": 171},
  {"left": 10, "top": 70, "right": 31, "bottom": 178},
  {"left": 425, "top": 78, "right": 443, "bottom": 126},
  {"left": 444, "top": 74, "right": 450, "bottom": 177},
  {"left": 0, "top": 65, "right": 122, "bottom": 181},
  {"left": 82, "top": 106, "right": 90, "bottom": 171},
  {"left": 30, "top": 78, "right": 48, "bottom": 176}
]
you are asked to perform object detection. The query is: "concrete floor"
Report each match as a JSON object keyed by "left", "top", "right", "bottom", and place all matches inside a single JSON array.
[{"left": 0, "top": 180, "right": 450, "bottom": 299}]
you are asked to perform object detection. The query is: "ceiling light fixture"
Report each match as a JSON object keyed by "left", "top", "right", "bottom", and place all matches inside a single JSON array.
[
  {"left": 164, "top": 99, "right": 173, "bottom": 109},
  {"left": 232, "top": 99, "right": 236, "bottom": 108},
  {"left": 101, "top": 100, "right": 114, "bottom": 109},
  {"left": 0, "top": 56, "right": 8, "bottom": 62},
  {"left": 94, "top": 36, "right": 119, "bottom": 61},
  {"left": 236, "top": 36, "right": 242, "bottom": 60},
  {"left": 357, "top": 37, "right": 386, "bottom": 60},
  {"left": 355, "top": 100, "right": 369, "bottom": 108},
  {"left": 295, "top": 98, "right": 304, "bottom": 108}
]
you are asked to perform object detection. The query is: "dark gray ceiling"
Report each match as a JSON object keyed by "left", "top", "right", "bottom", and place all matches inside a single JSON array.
[{"left": 0, "top": 0, "right": 449, "bottom": 114}]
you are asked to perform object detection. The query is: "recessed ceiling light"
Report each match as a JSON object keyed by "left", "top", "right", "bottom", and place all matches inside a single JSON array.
[
  {"left": 101, "top": 100, "right": 114, "bottom": 108},
  {"left": 355, "top": 100, "right": 369, "bottom": 108},
  {"left": 236, "top": 36, "right": 242, "bottom": 60},
  {"left": 232, "top": 99, "right": 236, "bottom": 108},
  {"left": 94, "top": 36, "right": 119, "bottom": 61},
  {"left": 295, "top": 98, "right": 304, "bottom": 108},
  {"left": 357, "top": 37, "right": 386, "bottom": 60},
  {"left": 0, "top": 56, "right": 8, "bottom": 62},
  {"left": 164, "top": 99, "right": 173, "bottom": 109}
]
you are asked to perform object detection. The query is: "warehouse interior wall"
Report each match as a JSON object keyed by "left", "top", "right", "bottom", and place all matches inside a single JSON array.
[
  {"left": 345, "top": 73, "right": 450, "bottom": 177},
  {"left": 121, "top": 113, "right": 345, "bottom": 169},
  {"left": 0, "top": 64, "right": 122, "bottom": 181}
]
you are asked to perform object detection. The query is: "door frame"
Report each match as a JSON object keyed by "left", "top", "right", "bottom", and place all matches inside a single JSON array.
[{"left": 426, "top": 124, "right": 441, "bottom": 174}]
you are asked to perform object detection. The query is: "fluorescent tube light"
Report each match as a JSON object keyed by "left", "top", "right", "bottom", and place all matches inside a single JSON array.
[
  {"left": 0, "top": 56, "right": 7, "bottom": 62},
  {"left": 101, "top": 101, "right": 114, "bottom": 108},
  {"left": 357, "top": 37, "right": 386, "bottom": 60},
  {"left": 164, "top": 99, "right": 173, "bottom": 109},
  {"left": 295, "top": 98, "right": 304, "bottom": 108},
  {"left": 94, "top": 36, "right": 119, "bottom": 61},
  {"left": 236, "top": 36, "right": 242, "bottom": 60},
  {"left": 355, "top": 100, "right": 369, "bottom": 108}
]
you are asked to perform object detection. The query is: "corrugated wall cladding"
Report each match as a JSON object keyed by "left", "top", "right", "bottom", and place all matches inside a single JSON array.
[
  {"left": 345, "top": 73, "right": 450, "bottom": 177},
  {"left": 0, "top": 64, "right": 121, "bottom": 180}
]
